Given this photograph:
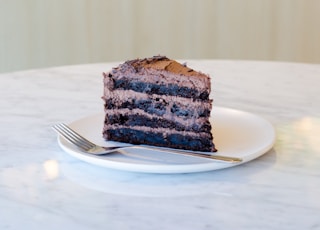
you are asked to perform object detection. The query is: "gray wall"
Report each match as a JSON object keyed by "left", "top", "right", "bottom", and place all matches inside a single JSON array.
[{"left": 1, "top": 0, "right": 320, "bottom": 73}]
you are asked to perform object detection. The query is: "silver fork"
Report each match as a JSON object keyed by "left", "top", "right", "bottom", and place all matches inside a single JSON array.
[{"left": 52, "top": 123, "right": 242, "bottom": 163}]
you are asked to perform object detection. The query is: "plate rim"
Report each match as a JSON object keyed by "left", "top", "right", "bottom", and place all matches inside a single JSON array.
[{"left": 57, "top": 106, "right": 276, "bottom": 174}]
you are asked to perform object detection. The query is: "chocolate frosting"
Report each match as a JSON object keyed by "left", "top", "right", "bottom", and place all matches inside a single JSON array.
[
  {"left": 109, "top": 56, "right": 211, "bottom": 92},
  {"left": 129, "top": 56, "right": 200, "bottom": 77}
]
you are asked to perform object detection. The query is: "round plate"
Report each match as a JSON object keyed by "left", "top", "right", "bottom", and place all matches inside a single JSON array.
[{"left": 57, "top": 107, "right": 275, "bottom": 173}]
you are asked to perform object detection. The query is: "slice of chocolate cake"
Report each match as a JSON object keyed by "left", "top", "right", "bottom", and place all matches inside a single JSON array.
[{"left": 102, "top": 56, "right": 216, "bottom": 152}]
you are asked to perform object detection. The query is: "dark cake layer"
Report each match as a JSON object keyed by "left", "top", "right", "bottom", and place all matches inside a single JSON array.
[
  {"left": 104, "top": 98, "right": 211, "bottom": 118},
  {"left": 103, "top": 128, "right": 214, "bottom": 152},
  {"left": 105, "top": 114, "right": 212, "bottom": 133},
  {"left": 109, "top": 78, "right": 210, "bottom": 100}
]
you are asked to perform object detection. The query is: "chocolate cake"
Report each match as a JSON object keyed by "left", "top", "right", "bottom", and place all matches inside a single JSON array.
[{"left": 102, "top": 56, "right": 216, "bottom": 152}]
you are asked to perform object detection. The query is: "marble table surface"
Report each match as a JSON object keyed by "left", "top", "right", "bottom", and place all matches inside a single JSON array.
[{"left": 1, "top": 60, "right": 319, "bottom": 229}]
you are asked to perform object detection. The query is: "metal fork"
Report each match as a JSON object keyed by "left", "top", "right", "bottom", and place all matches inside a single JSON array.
[{"left": 52, "top": 123, "right": 242, "bottom": 163}]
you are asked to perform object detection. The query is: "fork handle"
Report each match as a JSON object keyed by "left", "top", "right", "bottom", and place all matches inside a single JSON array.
[{"left": 131, "top": 146, "right": 242, "bottom": 163}]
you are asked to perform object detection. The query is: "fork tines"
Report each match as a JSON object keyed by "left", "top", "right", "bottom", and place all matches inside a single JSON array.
[{"left": 52, "top": 123, "right": 96, "bottom": 151}]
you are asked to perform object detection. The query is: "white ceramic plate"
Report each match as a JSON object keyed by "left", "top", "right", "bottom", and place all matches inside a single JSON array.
[{"left": 57, "top": 107, "right": 275, "bottom": 174}]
